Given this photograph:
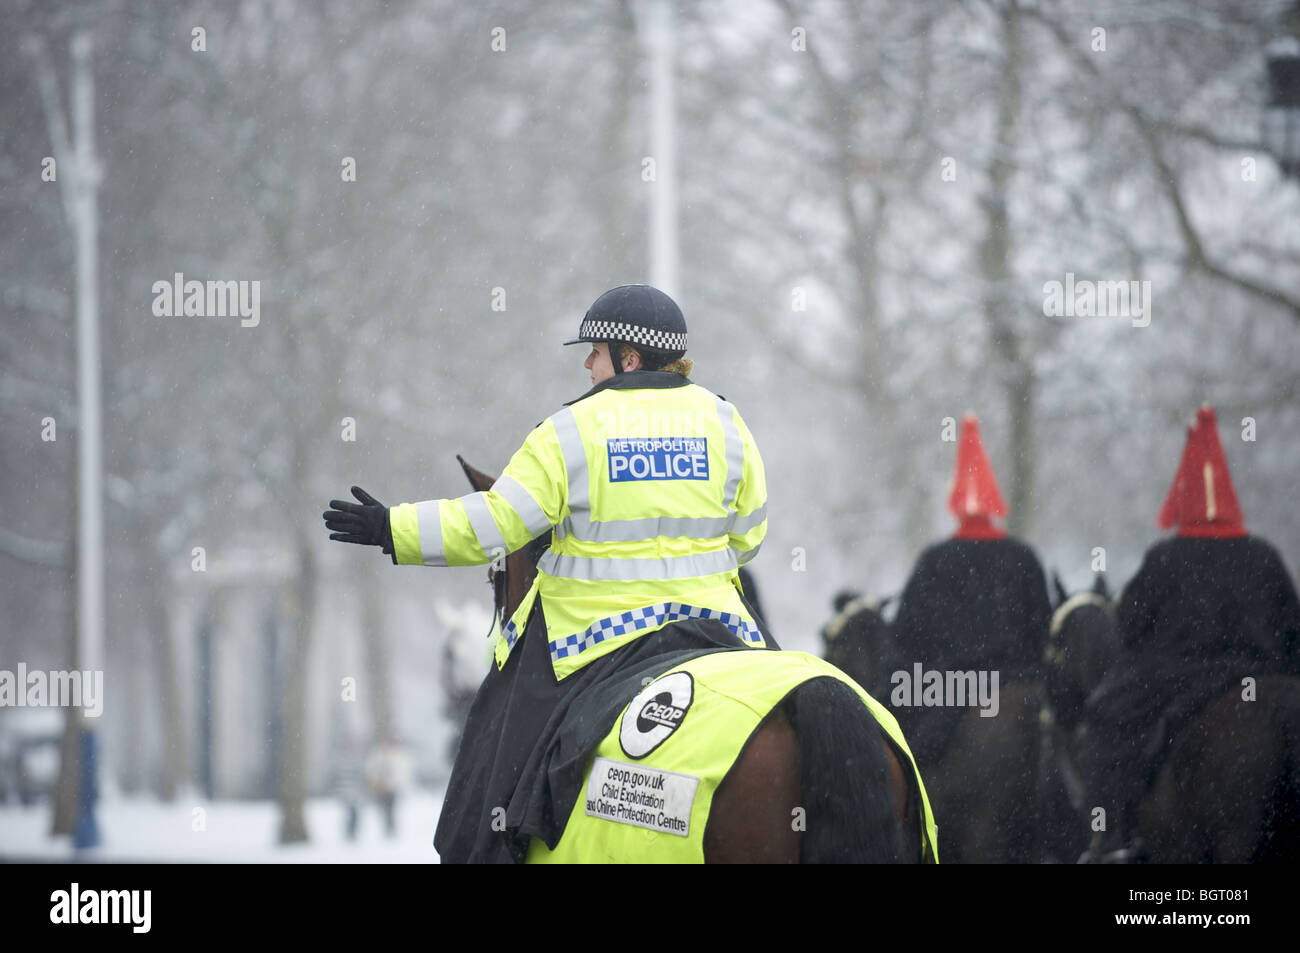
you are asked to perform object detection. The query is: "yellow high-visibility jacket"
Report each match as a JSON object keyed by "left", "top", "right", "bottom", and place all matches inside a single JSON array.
[{"left": 389, "top": 371, "right": 768, "bottom": 679}]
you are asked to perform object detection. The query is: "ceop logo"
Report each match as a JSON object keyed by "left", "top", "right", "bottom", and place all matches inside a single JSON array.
[
  {"left": 621, "top": 671, "right": 693, "bottom": 759},
  {"left": 637, "top": 695, "right": 686, "bottom": 731}
]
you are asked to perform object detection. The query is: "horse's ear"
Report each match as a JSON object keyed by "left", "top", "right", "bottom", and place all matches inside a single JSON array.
[
  {"left": 1052, "top": 571, "right": 1069, "bottom": 607},
  {"left": 832, "top": 590, "right": 860, "bottom": 614},
  {"left": 1092, "top": 572, "right": 1110, "bottom": 600},
  {"left": 457, "top": 454, "right": 498, "bottom": 493}
]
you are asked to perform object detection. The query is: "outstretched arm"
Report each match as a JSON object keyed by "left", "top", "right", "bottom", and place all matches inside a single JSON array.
[{"left": 387, "top": 419, "right": 568, "bottom": 567}]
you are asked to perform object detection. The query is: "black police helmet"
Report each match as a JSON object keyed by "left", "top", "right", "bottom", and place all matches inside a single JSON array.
[{"left": 563, "top": 285, "right": 688, "bottom": 362}]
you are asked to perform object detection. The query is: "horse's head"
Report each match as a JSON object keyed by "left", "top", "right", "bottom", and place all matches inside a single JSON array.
[
  {"left": 1046, "top": 572, "right": 1119, "bottom": 730},
  {"left": 457, "top": 455, "right": 548, "bottom": 632},
  {"left": 822, "top": 591, "right": 894, "bottom": 697}
]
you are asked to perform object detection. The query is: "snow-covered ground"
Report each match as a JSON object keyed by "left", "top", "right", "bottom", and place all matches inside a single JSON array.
[{"left": 0, "top": 788, "right": 446, "bottom": 863}]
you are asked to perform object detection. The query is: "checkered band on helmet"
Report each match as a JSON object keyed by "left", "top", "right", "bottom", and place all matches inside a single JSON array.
[
  {"left": 563, "top": 285, "right": 688, "bottom": 356},
  {"left": 574, "top": 318, "right": 687, "bottom": 353}
]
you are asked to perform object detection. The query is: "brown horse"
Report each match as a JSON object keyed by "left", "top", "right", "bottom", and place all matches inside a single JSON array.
[{"left": 456, "top": 456, "right": 934, "bottom": 863}]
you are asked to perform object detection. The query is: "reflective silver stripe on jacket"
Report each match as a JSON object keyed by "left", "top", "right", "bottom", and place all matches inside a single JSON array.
[
  {"left": 550, "top": 407, "right": 588, "bottom": 542},
  {"left": 414, "top": 500, "right": 447, "bottom": 566},
  {"left": 554, "top": 504, "right": 768, "bottom": 545},
  {"left": 714, "top": 395, "right": 744, "bottom": 514},
  {"left": 492, "top": 474, "right": 553, "bottom": 539},
  {"left": 729, "top": 504, "right": 766, "bottom": 536},
  {"left": 538, "top": 547, "right": 738, "bottom": 581},
  {"left": 460, "top": 492, "right": 506, "bottom": 560}
]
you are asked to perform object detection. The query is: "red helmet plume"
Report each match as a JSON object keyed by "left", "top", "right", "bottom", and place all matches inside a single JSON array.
[
  {"left": 948, "top": 414, "right": 1008, "bottom": 540},
  {"left": 1156, "top": 405, "right": 1246, "bottom": 538}
]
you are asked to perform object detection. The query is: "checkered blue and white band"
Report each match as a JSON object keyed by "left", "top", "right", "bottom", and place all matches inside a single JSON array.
[
  {"left": 499, "top": 602, "right": 762, "bottom": 660},
  {"left": 577, "top": 319, "right": 687, "bottom": 352},
  {"left": 550, "top": 602, "right": 761, "bottom": 662}
]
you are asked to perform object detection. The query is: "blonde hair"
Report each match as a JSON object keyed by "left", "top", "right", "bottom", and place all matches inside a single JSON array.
[{"left": 616, "top": 343, "right": 694, "bottom": 378}]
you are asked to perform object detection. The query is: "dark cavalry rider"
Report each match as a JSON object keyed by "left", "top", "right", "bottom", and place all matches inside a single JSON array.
[
  {"left": 886, "top": 414, "right": 1053, "bottom": 766},
  {"left": 323, "top": 285, "right": 771, "bottom": 862},
  {"left": 1082, "top": 405, "right": 1300, "bottom": 860}
]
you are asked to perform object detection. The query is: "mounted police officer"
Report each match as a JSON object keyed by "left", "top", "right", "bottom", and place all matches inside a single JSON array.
[
  {"left": 323, "top": 284, "right": 771, "bottom": 862},
  {"left": 1081, "top": 405, "right": 1300, "bottom": 862}
]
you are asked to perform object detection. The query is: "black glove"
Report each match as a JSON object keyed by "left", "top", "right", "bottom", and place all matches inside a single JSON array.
[{"left": 323, "top": 486, "right": 395, "bottom": 559}]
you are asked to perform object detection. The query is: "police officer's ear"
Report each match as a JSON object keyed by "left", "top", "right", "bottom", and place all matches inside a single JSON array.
[{"left": 621, "top": 347, "right": 642, "bottom": 372}]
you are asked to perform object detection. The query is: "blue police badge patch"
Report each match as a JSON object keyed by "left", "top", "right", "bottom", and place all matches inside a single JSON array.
[{"left": 607, "top": 437, "right": 709, "bottom": 482}]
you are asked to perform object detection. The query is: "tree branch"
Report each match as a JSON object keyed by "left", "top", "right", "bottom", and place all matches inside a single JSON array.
[
  {"left": 0, "top": 526, "right": 69, "bottom": 568},
  {"left": 1026, "top": 7, "right": 1300, "bottom": 326}
]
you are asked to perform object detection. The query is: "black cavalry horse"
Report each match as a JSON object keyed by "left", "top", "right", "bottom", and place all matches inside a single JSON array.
[
  {"left": 1041, "top": 573, "right": 1120, "bottom": 862},
  {"left": 821, "top": 591, "right": 895, "bottom": 701},
  {"left": 1050, "top": 574, "right": 1300, "bottom": 863},
  {"left": 1136, "top": 675, "right": 1300, "bottom": 862},
  {"left": 456, "top": 457, "right": 935, "bottom": 863}
]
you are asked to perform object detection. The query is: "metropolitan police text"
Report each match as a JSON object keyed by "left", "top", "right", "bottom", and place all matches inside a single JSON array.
[{"left": 607, "top": 437, "right": 710, "bottom": 482}]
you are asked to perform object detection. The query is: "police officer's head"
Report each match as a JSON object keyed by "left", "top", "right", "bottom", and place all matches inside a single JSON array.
[{"left": 565, "top": 285, "right": 691, "bottom": 384}]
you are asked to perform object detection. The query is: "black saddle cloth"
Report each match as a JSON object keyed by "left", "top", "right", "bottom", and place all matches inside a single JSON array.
[
  {"left": 433, "top": 604, "right": 759, "bottom": 864},
  {"left": 1085, "top": 652, "right": 1287, "bottom": 792}
]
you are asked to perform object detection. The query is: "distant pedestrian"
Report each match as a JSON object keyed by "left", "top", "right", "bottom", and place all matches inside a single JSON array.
[
  {"left": 365, "top": 736, "right": 413, "bottom": 838},
  {"left": 336, "top": 734, "right": 366, "bottom": 841}
]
